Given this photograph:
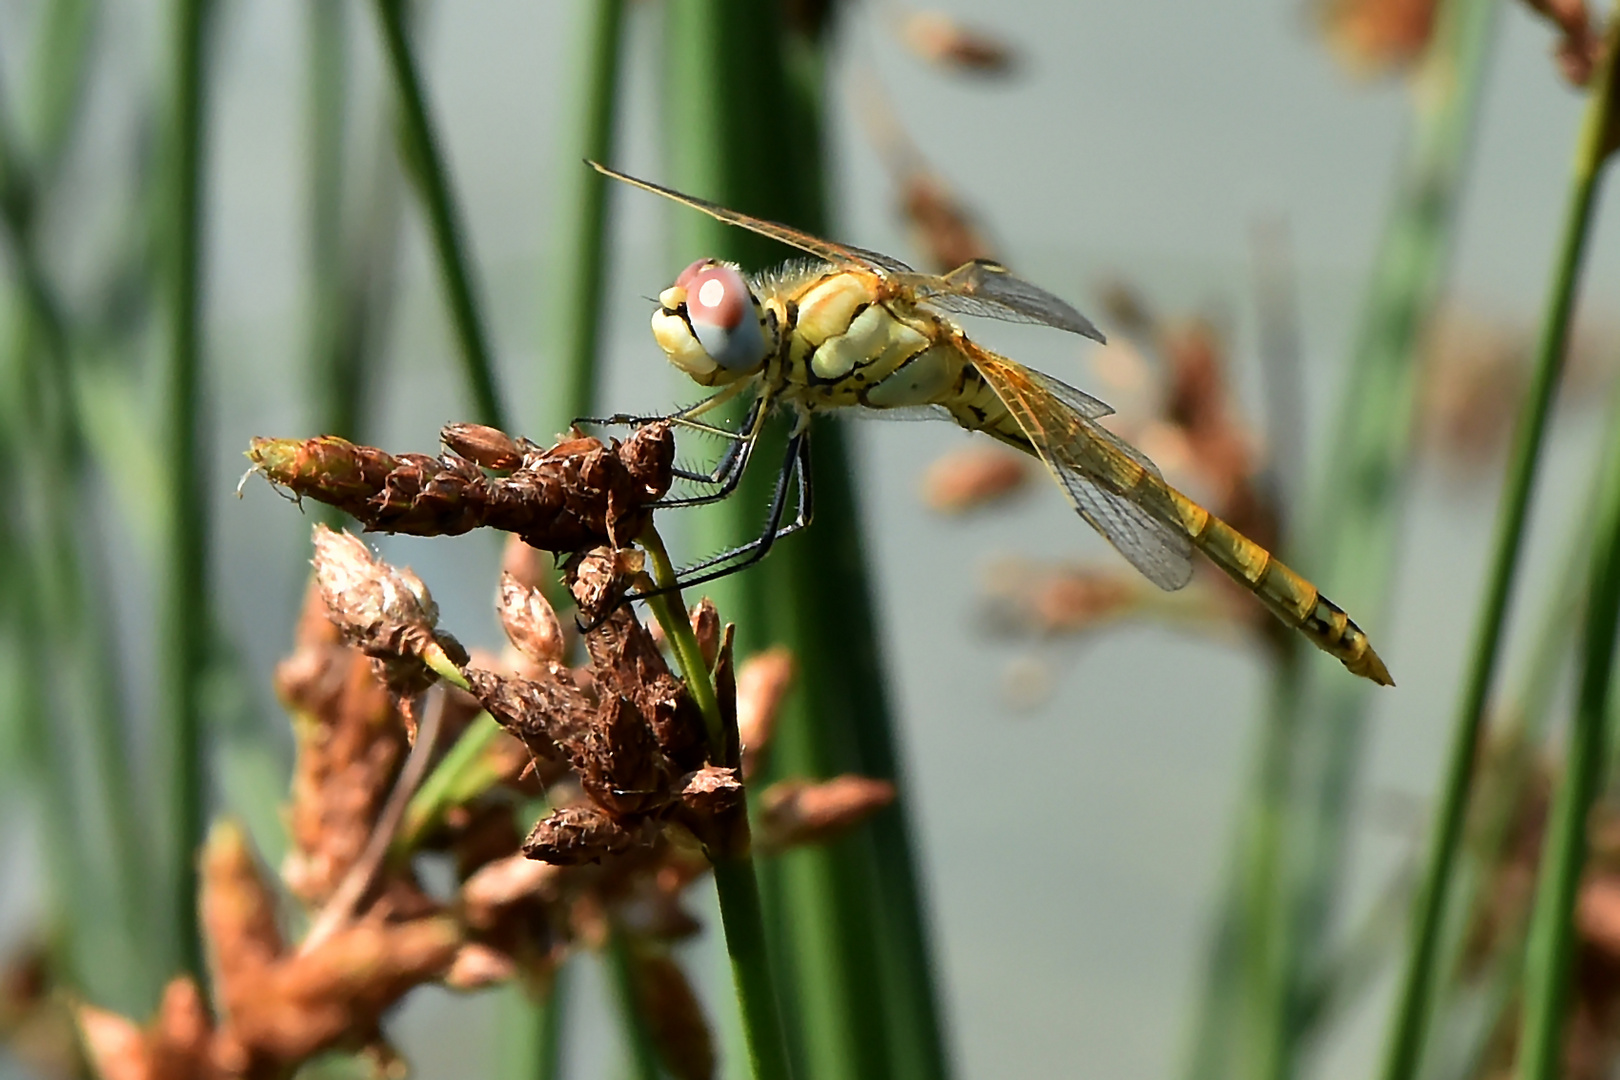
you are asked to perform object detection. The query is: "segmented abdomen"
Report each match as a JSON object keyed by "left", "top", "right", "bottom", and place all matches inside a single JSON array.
[{"left": 1138, "top": 482, "right": 1394, "bottom": 686}]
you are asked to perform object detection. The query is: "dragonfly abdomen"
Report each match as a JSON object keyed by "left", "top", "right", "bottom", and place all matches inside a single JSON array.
[{"left": 1148, "top": 485, "right": 1393, "bottom": 685}]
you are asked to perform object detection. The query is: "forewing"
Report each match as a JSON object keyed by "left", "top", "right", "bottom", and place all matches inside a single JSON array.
[
  {"left": 968, "top": 346, "right": 1195, "bottom": 591},
  {"left": 591, "top": 161, "right": 914, "bottom": 276},
  {"left": 904, "top": 260, "right": 1106, "bottom": 343}
]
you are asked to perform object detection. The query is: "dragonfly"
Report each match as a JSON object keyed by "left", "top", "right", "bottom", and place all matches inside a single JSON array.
[{"left": 589, "top": 161, "right": 1392, "bottom": 686}]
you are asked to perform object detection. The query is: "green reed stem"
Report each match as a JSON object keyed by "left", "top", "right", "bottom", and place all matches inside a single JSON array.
[
  {"left": 371, "top": 0, "right": 505, "bottom": 430},
  {"left": 0, "top": 51, "right": 157, "bottom": 1008},
  {"left": 1516, "top": 372, "right": 1620, "bottom": 1080},
  {"left": 662, "top": 8, "right": 950, "bottom": 1077},
  {"left": 641, "top": 525, "right": 795, "bottom": 1080},
  {"left": 1512, "top": 34, "right": 1620, "bottom": 1080},
  {"left": 1382, "top": 12, "right": 1620, "bottom": 1080},
  {"left": 1187, "top": 2, "right": 1499, "bottom": 1077},
  {"left": 539, "top": 0, "right": 624, "bottom": 442},
  {"left": 606, "top": 927, "right": 664, "bottom": 1080},
  {"left": 157, "top": 0, "right": 215, "bottom": 986},
  {"left": 305, "top": 0, "right": 359, "bottom": 440}
]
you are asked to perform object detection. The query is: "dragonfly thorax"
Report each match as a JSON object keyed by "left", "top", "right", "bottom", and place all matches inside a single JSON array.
[{"left": 649, "top": 259, "right": 774, "bottom": 386}]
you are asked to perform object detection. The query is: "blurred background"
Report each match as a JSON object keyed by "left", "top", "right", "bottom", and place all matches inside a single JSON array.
[{"left": 3, "top": 0, "right": 1620, "bottom": 1078}]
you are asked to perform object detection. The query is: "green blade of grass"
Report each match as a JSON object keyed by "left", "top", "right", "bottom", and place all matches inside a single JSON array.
[
  {"left": 500, "top": 4, "right": 630, "bottom": 1075},
  {"left": 1510, "top": 15, "right": 1620, "bottom": 1077},
  {"left": 660, "top": 7, "right": 952, "bottom": 1079},
  {"left": 1185, "top": 1, "right": 1500, "bottom": 1077},
  {"left": 1382, "top": 9, "right": 1620, "bottom": 1080},
  {"left": 538, "top": 0, "right": 624, "bottom": 443},
  {"left": 641, "top": 526, "right": 796, "bottom": 1080},
  {"left": 370, "top": 0, "right": 506, "bottom": 430},
  {"left": 156, "top": 0, "right": 217, "bottom": 987}
]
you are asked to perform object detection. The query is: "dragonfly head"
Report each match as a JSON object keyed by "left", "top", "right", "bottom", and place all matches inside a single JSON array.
[{"left": 650, "top": 259, "right": 768, "bottom": 386}]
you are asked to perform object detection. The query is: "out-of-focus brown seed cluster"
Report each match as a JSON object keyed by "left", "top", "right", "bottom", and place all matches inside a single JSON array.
[
  {"left": 1518, "top": 0, "right": 1605, "bottom": 86},
  {"left": 1318, "top": 0, "right": 1604, "bottom": 86},
  {"left": 894, "top": 9, "right": 1019, "bottom": 75},
  {"left": 84, "top": 419, "right": 896, "bottom": 1078},
  {"left": 247, "top": 421, "right": 673, "bottom": 555},
  {"left": 1317, "top": 0, "right": 1440, "bottom": 76},
  {"left": 1449, "top": 731, "right": 1620, "bottom": 1080}
]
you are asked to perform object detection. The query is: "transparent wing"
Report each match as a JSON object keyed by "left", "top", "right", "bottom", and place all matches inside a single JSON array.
[
  {"left": 591, "top": 161, "right": 915, "bottom": 276},
  {"left": 965, "top": 343, "right": 1194, "bottom": 591},
  {"left": 902, "top": 260, "right": 1106, "bottom": 343}
]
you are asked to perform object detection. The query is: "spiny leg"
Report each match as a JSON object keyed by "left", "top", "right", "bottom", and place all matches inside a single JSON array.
[
  {"left": 572, "top": 428, "right": 813, "bottom": 633},
  {"left": 657, "top": 397, "right": 768, "bottom": 508},
  {"left": 642, "top": 426, "right": 813, "bottom": 593}
]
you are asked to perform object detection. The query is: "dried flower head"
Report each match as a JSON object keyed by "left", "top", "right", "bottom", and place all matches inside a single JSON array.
[
  {"left": 896, "top": 10, "right": 1019, "bottom": 74},
  {"left": 757, "top": 776, "right": 897, "bottom": 853},
  {"left": 1318, "top": 0, "right": 1439, "bottom": 76},
  {"left": 922, "top": 444, "right": 1031, "bottom": 512},
  {"left": 248, "top": 422, "right": 673, "bottom": 554}
]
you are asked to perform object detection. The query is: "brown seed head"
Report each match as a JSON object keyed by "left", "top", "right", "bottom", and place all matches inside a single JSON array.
[
  {"left": 443, "top": 943, "right": 519, "bottom": 991},
  {"left": 1318, "top": 0, "right": 1439, "bottom": 76},
  {"left": 523, "top": 806, "right": 644, "bottom": 865},
  {"left": 922, "top": 445, "right": 1031, "bottom": 512},
  {"left": 76, "top": 1003, "right": 153, "bottom": 1080},
  {"left": 1519, "top": 0, "right": 1604, "bottom": 85},
  {"left": 250, "top": 422, "right": 673, "bottom": 555},
  {"left": 498, "top": 571, "right": 567, "bottom": 665},
  {"left": 735, "top": 648, "right": 795, "bottom": 781},
  {"left": 688, "top": 599, "right": 721, "bottom": 672},
  {"left": 441, "top": 423, "right": 526, "bottom": 470},
  {"left": 896, "top": 11, "right": 1019, "bottom": 74},
  {"left": 310, "top": 525, "right": 452, "bottom": 694},
  {"left": 757, "top": 776, "right": 897, "bottom": 852}
]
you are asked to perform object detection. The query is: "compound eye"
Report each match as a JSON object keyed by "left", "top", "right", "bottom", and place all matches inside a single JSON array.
[
  {"left": 686, "top": 263, "right": 764, "bottom": 371},
  {"left": 674, "top": 258, "right": 719, "bottom": 292}
]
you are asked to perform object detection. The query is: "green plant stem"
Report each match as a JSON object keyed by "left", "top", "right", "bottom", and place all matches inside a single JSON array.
[
  {"left": 1512, "top": 34, "right": 1620, "bottom": 1080},
  {"left": 158, "top": 0, "right": 214, "bottom": 986},
  {"left": 1187, "top": 2, "right": 1499, "bottom": 1077},
  {"left": 393, "top": 712, "right": 498, "bottom": 855},
  {"left": 306, "top": 0, "right": 356, "bottom": 440},
  {"left": 606, "top": 927, "right": 664, "bottom": 1080},
  {"left": 1516, "top": 363, "right": 1620, "bottom": 1080},
  {"left": 497, "top": 977, "right": 567, "bottom": 1080},
  {"left": 1382, "top": 13, "right": 1620, "bottom": 1080},
  {"left": 640, "top": 526, "right": 794, "bottom": 1080},
  {"left": 539, "top": 0, "right": 624, "bottom": 442},
  {"left": 370, "top": 0, "right": 505, "bottom": 430}
]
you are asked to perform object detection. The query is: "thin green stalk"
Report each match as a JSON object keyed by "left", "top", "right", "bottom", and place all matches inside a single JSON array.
[
  {"left": 0, "top": 74, "right": 153, "bottom": 1007},
  {"left": 662, "top": 8, "right": 951, "bottom": 1078},
  {"left": 157, "top": 0, "right": 215, "bottom": 986},
  {"left": 393, "top": 712, "right": 500, "bottom": 854},
  {"left": 606, "top": 927, "right": 665, "bottom": 1080},
  {"left": 1382, "top": 12, "right": 1620, "bottom": 1080},
  {"left": 1188, "top": 1, "right": 1499, "bottom": 1076},
  {"left": 640, "top": 526, "right": 795, "bottom": 1080},
  {"left": 513, "top": 5, "right": 628, "bottom": 1074},
  {"left": 22, "top": 0, "right": 97, "bottom": 171},
  {"left": 1516, "top": 358, "right": 1620, "bottom": 1080},
  {"left": 497, "top": 975, "right": 567, "bottom": 1080},
  {"left": 370, "top": 0, "right": 505, "bottom": 430},
  {"left": 306, "top": 0, "right": 357, "bottom": 440},
  {"left": 539, "top": 0, "right": 624, "bottom": 442}
]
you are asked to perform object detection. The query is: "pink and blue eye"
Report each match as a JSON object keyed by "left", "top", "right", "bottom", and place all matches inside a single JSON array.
[{"left": 681, "top": 262, "right": 764, "bottom": 371}]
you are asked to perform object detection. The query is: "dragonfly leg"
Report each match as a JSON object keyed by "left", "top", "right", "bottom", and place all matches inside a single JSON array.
[
  {"left": 645, "top": 427, "right": 813, "bottom": 589},
  {"left": 655, "top": 397, "right": 772, "bottom": 509},
  {"left": 573, "top": 429, "right": 812, "bottom": 633},
  {"left": 575, "top": 380, "right": 751, "bottom": 432}
]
